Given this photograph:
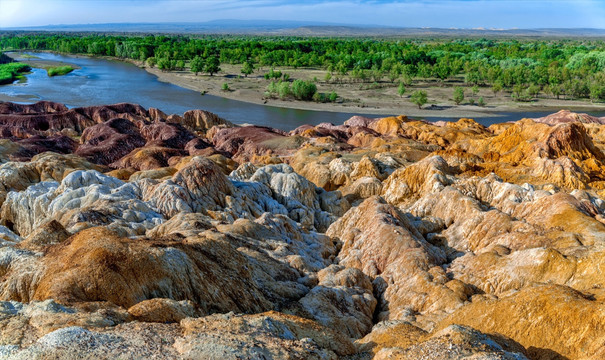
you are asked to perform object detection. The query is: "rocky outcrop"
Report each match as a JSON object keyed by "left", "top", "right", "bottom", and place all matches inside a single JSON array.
[
  {"left": 212, "top": 125, "right": 303, "bottom": 163},
  {"left": 3, "top": 103, "right": 605, "bottom": 359},
  {"left": 180, "top": 108, "right": 232, "bottom": 133},
  {"left": 75, "top": 118, "right": 146, "bottom": 165},
  {"left": 436, "top": 284, "right": 605, "bottom": 360},
  {"left": 0, "top": 306, "right": 355, "bottom": 359},
  {"left": 0, "top": 101, "right": 225, "bottom": 171},
  {"left": 531, "top": 109, "right": 605, "bottom": 125},
  {"left": 326, "top": 196, "right": 468, "bottom": 324}
]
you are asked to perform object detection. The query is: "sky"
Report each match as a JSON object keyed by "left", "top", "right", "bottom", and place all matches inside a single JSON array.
[{"left": 1, "top": 0, "right": 605, "bottom": 29}]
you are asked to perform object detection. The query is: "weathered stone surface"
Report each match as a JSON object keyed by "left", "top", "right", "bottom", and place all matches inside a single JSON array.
[
  {"left": 437, "top": 285, "right": 605, "bottom": 360},
  {"left": 371, "top": 324, "right": 529, "bottom": 360},
  {"left": 326, "top": 196, "right": 465, "bottom": 324},
  {"left": 178, "top": 311, "right": 356, "bottom": 359},
  {"left": 531, "top": 109, "right": 605, "bottom": 125},
  {"left": 140, "top": 121, "right": 195, "bottom": 148},
  {"left": 11, "top": 135, "right": 78, "bottom": 161},
  {"left": 4, "top": 227, "right": 275, "bottom": 310},
  {"left": 213, "top": 125, "right": 304, "bottom": 163},
  {"left": 18, "top": 220, "right": 71, "bottom": 252},
  {"left": 1, "top": 169, "right": 164, "bottom": 237},
  {"left": 110, "top": 145, "right": 187, "bottom": 170},
  {"left": 127, "top": 298, "right": 198, "bottom": 323},
  {"left": 180, "top": 108, "right": 233, "bottom": 132},
  {"left": 297, "top": 265, "right": 377, "bottom": 338},
  {"left": 3, "top": 103, "right": 605, "bottom": 358},
  {"left": 75, "top": 118, "right": 146, "bottom": 165}
]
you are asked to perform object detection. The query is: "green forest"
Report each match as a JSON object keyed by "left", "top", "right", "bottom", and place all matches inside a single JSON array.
[{"left": 2, "top": 33, "right": 605, "bottom": 101}]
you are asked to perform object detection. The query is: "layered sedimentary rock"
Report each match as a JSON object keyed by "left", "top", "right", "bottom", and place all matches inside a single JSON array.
[{"left": 1, "top": 101, "right": 605, "bottom": 359}]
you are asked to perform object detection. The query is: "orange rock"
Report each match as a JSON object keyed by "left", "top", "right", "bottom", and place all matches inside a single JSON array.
[{"left": 436, "top": 284, "right": 605, "bottom": 360}]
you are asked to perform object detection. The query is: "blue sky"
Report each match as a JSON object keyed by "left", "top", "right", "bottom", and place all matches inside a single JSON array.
[{"left": 1, "top": 0, "right": 605, "bottom": 29}]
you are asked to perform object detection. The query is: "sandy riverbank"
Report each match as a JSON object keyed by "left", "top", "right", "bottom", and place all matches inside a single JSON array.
[
  {"left": 3, "top": 51, "right": 605, "bottom": 119},
  {"left": 141, "top": 62, "right": 605, "bottom": 119}
]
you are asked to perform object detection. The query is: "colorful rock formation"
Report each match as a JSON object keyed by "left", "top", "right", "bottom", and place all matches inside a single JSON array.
[{"left": 0, "top": 100, "right": 603, "bottom": 359}]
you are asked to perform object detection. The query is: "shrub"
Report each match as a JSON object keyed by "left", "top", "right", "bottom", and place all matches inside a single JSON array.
[
  {"left": 265, "top": 81, "right": 278, "bottom": 97},
  {"left": 527, "top": 84, "right": 541, "bottom": 98},
  {"left": 328, "top": 91, "right": 338, "bottom": 102},
  {"left": 277, "top": 81, "right": 291, "bottom": 99},
  {"left": 264, "top": 68, "right": 282, "bottom": 80},
  {"left": 291, "top": 79, "right": 317, "bottom": 101},
  {"left": 313, "top": 92, "right": 326, "bottom": 103},
  {"left": 222, "top": 82, "right": 230, "bottom": 91}
]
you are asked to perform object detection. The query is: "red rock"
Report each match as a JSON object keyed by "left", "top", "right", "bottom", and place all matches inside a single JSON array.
[
  {"left": 212, "top": 125, "right": 294, "bottom": 162},
  {"left": 10, "top": 135, "right": 78, "bottom": 161},
  {"left": 531, "top": 109, "right": 605, "bottom": 125},
  {"left": 75, "top": 118, "right": 146, "bottom": 165},
  {"left": 184, "top": 138, "right": 214, "bottom": 156},
  {"left": 140, "top": 121, "right": 195, "bottom": 148},
  {"left": 0, "top": 101, "right": 68, "bottom": 114},
  {"left": 344, "top": 115, "right": 379, "bottom": 127}
]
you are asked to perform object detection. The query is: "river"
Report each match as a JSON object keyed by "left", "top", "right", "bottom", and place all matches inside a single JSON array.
[{"left": 2, "top": 52, "right": 605, "bottom": 130}]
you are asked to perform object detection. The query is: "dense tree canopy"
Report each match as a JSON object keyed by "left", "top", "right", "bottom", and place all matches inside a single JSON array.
[{"left": 2, "top": 33, "right": 605, "bottom": 101}]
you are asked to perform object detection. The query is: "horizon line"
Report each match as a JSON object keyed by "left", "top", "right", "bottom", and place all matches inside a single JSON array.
[{"left": 4, "top": 21, "right": 605, "bottom": 32}]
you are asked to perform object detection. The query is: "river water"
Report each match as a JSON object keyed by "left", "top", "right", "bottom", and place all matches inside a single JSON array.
[{"left": 2, "top": 52, "right": 605, "bottom": 130}]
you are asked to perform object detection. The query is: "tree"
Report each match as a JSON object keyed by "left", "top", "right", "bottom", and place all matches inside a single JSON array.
[
  {"left": 190, "top": 56, "right": 204, "bottom": 75},
  {"left": 397, "top": 82, "right": 406, "bottom": 97},
  {"left": 527, "top": 84, "right": 541, "bottom": 98},
  {"left": 388, "top": 69, "right": 400, "bottom": 83},
  {"left": 204, "top": 56, "right": 221, "bottom": 76},
  {"left": 453, "top": 87, "right": 465, "bottom": 105},
  {"left": 222, "top": 82, "right": 230, "bottom": 91},
  {"left": 241, "top": 61, "right": 254, "bottom": 77},
  {"left": 157, "top": 57, "right": 171, "bottom": 72},
  {"left": 492, "top": 81, "right": 503, "bottom": 95},
  {"left": 410, "top": 90, "right": 428, "bottom": 109},
  {"left": 175, "top": 60, "right": 185, "bottom": 71},
  {"left": 552, "top": 85, "right": 562, "bottom": 100},
  {"left": 590, "top": 84, "right": 605, "bottom": 102},
  {"left": 478, "top": 97, "right": 486, "bottom": 107},
  {"left": 324, "top": 72, "right": 332, "bottom": 83}
]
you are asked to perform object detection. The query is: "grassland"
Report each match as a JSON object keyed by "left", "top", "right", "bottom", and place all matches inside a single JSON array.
[
  {"left": 47, "top": 65, "right": 74, "bottom": 77},
  {"left": 0, "top": 62, "right": 31, "bottom": 84}
]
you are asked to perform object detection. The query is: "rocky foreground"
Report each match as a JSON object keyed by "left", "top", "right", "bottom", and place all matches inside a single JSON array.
[{"left": 0, "top": 101, "right": 603, "bottom": 359}]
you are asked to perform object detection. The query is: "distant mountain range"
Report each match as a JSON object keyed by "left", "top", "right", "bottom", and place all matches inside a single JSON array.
[{"left": 4, "top": 20, "right": 605, "bottom": 37}]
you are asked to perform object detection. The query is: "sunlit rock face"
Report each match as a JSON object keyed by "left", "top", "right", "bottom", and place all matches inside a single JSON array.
[{"left": 2, "top": 101, "right": 605, "bottom": 359}]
